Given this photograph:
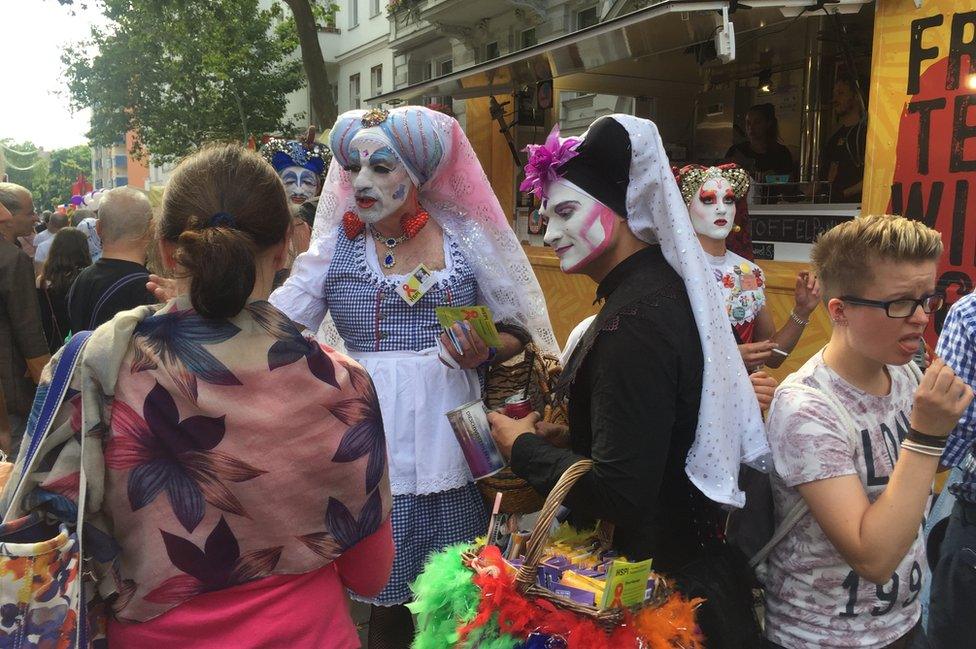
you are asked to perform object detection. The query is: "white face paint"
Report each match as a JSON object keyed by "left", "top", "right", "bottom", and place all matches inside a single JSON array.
[
  {"left": 280, "top": 165, "right": 320, "bottom": 205},
  {"left": 541, "top": 179, "right": 617, "bottom": 273},
  {"left": 688, "top": 177, "right": 736, "bottom": 241},
  {"left": 347, "top": 135, "right": 413, "bottom": 224}
]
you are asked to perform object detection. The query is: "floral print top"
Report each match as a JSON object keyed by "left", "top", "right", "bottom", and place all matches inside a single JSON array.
[
  {"left": 12, "top": 297, "right": 392, "bottom": 623},
  {"left": 706, "top": 250, "right": 766, "bottom": 343}
]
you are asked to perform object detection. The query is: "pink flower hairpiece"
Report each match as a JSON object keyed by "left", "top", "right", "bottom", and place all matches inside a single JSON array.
[{"left": 519, "top": 124, "right": 580, "bottom": 200}]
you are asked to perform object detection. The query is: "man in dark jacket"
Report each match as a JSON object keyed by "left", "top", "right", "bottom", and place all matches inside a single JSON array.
[
  {"left": 68, "top": 187, "right": 155, "bottom": 332},
  {"left": 0, "top": 183, "right": 50, "bottom": 453},
  {"left": 489, "top": 116, "right": 770, "bottom": 648}
]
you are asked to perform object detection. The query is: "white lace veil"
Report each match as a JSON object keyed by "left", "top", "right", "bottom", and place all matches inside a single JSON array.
[
  {"left": 601, "top": 114, "right": 770, "bottom": 508},
  {"left": 269, "top": 106, "right": 559, "bottom": 357}
]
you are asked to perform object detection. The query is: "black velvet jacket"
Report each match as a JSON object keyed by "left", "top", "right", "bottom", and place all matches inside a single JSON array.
[{"left": 511, "top": 246, "right": 724, "bottom": 568}]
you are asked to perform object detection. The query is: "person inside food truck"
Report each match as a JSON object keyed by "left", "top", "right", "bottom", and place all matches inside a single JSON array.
[
  {"left": 489, "top": 116, "right": 769, "bottom": 648},
  {"left": 819, "top": 75, "right": 867, "bottom": 203},
  {"left": 725, "top": 103, "right": 794, "bottom": 182}
]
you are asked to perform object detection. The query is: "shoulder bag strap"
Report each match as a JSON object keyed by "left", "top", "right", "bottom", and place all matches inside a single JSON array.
[
  {"left": 43, "top": 287, "right": 65, "bottom": 348},
  {"left": 75, "top": 382, "right": 91, "bottom": 648},
  {"left": 749, "top": 377, "right": 861, "bottom": 569},
  {"left": 3, "top": 330, "right": 92, "bottom": 520}
]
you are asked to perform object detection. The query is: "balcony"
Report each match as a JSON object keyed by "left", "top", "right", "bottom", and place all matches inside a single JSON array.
[
  {"left": 560, "top": 93, "right": 635, "bottom": 136},
  {"left": 389, "top": 0, "right": 542, "bottom": 53}
]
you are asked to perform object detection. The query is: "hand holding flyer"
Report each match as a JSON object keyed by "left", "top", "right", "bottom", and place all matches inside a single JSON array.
[{"left": 435, "top": 306, "right": 502, "bottom": 348}]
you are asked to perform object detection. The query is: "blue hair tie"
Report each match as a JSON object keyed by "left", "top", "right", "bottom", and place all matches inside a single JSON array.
[{"left": 209, "top": 212, "right": 236, "bottom": 228}]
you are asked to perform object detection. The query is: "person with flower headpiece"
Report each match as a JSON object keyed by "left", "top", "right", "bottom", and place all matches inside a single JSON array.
[
  {"left": 487, "top": 118, "right": 770, "bottom": 648},
  {"left": 260, "top": 128, "right": 332, "bottom": 281},
  {"left": 674, "top": 164, "right": 821, "bottom": 378},
  {"left": 269, "top": 106, "right": 558, "bottom": 647}
]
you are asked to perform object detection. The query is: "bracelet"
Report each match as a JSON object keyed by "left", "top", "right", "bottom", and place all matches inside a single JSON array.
[
  {"left": 479, "top": 347, "right": 498, "bottom": 370},
  {"left": 906, "top": 427, "right": 947, "bottom": 448},
  {"left": 901, "top": 440, "right": 944, "bottom": 457},
  {"left": 790, "top": 311, "right": 809, "bottom": 327}
]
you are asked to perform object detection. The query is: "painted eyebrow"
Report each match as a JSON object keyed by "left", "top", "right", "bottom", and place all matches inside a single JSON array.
[
  {"left": 724, "top": 188, "right": 735, "bottom": 198},
  {"left": 554, "top": 200, "right": 581, "bottom": 211},
  {"left": 368, "top": 147, "right": 399, "bottom": 166},
  {"left": 699, "top": 189, "right": 717, "bottom": 199},
  {"left": 282, "top": 170, "right": 298, "bottom": 179}
]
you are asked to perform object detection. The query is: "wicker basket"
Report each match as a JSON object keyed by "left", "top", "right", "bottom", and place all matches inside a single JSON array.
[
  {"left": 465, "top": 459, "right": 673, "bottom": 630},
  {"left": 481, "top": 344, "right": 567, "bottom": 514}
]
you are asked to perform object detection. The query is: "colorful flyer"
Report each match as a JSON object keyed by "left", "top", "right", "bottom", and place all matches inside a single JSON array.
[
  {"left": 435, "top": 305, "right": 502, "bottom": 348},
  {"left": 599, "top": 558, "right": 653, "bottom": 610}
]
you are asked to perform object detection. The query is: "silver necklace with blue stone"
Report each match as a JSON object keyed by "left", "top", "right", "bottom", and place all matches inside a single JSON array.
[{"left": 370, "top": 225, "right": 409, "bottom": 269}]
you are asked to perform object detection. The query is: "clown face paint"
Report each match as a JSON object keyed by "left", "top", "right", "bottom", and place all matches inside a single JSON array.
[
  {"left": 280, "top": 166, "right": 321, "bottom": 205},
  {"left": 541, "top": 179, "right": 617, "bottom": 273},
  {"left": 346, "top": 136, "right": 413, "bottom": 224},
  {"left": 689, "top": 177, "right": 736, "bottom": 241}
]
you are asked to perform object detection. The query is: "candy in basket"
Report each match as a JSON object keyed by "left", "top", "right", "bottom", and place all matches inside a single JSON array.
[{"left": 408, "top": 460, "right": 705, "bottom": 649}]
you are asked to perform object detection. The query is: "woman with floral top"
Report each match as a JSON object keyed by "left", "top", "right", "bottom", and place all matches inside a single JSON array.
[{"left": 7, "top": 144, "right": 394, "bottom": 648}]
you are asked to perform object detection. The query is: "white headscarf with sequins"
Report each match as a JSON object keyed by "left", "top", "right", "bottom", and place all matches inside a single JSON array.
[{"left": 595, "top": 114, "right": 769, "bottom": 508}]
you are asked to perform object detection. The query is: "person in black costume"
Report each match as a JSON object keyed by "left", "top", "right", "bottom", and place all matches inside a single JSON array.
[{"left": 489, "top": 115, "right": 771, "bottom": 648}]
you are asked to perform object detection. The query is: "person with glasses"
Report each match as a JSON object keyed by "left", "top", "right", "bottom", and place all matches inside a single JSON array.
[{"left": 762, "top": 215, "right": 973, "bottom": 649}]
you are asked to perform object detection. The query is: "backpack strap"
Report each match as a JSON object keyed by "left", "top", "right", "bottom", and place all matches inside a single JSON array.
[
  {"left": 750, "top": 361, "right": 923, "bottom": 569},
  {"left": 87, "top": 271, "right": 149, "bottom": 330}
]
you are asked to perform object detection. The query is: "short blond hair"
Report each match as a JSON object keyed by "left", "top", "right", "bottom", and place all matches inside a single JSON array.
[{"left": 811, "top": 214, "right": 943, "bottom": 299}]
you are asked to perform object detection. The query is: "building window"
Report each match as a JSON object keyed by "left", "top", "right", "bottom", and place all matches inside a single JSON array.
[
  {"left": 95, "top": 179, "right": 103, "bottom": 190},
  {"left": 350, "top": 73, "right": 361, "bottom": 109},
  {"left": 370, "top": 0, "right": 380, "bottom": 17},
  {"left": 348, "top": 0, "right": 358, "bottom": 28},
  {"left": 422, "top": 60, "right": 433, "bottom": 81},
  {"left": 114, "top": 177, "right": 128, "bottom": 187},
  {"left": 439, "top": 58, "right": 453, "bottom": 76},
  {"left": 485, "top": 41, "right": 500, "bottom": 61},
  {"left": 576, "top": 6, "right": 598, "bottom": 29},
  {"left": 114, "top": 155, "right": 127, "bottom": 167},
  {"left": 371, "top": 65, "right": 383, "bottom": 96},
  {"left": 521, "top": 27, "right": 537, "bottom": 48}
]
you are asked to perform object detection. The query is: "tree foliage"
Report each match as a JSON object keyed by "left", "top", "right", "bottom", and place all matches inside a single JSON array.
[
  {"left": 63, "top": 0, "right": 305, "bottom": 163},
  {"left": 0, "top": 141, "right": 91, "bottom": 210}
]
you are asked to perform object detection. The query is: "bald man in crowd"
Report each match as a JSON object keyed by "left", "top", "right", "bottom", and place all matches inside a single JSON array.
[
  {"left": 68, "top": 187, "right": 156, "bottom": 332},
  {"left": 0, "top": 183, "right": 50, "bottom": 454}
]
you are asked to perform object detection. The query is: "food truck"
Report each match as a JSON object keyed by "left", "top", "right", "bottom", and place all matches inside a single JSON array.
[{"left": 372, "top": 0, "right": 975, "bottom": 379}]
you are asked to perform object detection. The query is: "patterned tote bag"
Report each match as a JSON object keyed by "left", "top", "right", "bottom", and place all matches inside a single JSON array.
[{"left": 0, "top": 332, "right": 95, "bottom": 649}]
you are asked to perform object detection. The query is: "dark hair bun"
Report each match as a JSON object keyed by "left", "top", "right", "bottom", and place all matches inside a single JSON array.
[{"left": 159, "top": 144, "right": 291, "bottom": 320}]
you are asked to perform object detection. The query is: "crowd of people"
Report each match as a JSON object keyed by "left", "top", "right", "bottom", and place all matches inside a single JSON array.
[{"left": 0, "top": 106, "right": 972, "bottom": 649}]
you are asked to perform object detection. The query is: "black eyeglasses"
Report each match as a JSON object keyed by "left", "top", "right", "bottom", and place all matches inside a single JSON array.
[{"left": 840, "top": 293, "right": 944, "bottom": 318}]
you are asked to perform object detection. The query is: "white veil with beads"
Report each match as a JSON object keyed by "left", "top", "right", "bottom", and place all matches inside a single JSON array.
[{"left": 602, "top": 114, "right": 770, "bottom": 508}]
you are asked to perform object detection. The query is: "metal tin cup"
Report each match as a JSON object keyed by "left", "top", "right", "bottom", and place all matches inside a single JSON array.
[{"left": 446, "top": 399, "right": 506, "bottom": 480}]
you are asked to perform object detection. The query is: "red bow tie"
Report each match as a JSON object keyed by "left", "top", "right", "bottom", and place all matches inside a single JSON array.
[
  {"left": 342, "top": 209, "right": 431, "bottom": 240},
  {"left": 343, "top": 211, "right": 365, "bottom": 239}
]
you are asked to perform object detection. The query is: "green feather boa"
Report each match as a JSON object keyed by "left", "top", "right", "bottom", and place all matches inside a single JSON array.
[{"left": 407, "top": 542, "right": 519, "bottom": 649}]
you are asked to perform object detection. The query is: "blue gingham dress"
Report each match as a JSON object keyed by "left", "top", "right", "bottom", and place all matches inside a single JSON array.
[{"left": 326, "top": 230, "right": 488, "bottom": 605}]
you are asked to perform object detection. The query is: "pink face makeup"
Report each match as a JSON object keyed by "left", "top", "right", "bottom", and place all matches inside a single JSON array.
[{"left": 542, "top": 179, "right": 617, "bottom": 273}]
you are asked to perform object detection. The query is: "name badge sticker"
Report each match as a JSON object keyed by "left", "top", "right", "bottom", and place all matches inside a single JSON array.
[{"left": 396, "top": 263, "right": 437, "bottom": 305}]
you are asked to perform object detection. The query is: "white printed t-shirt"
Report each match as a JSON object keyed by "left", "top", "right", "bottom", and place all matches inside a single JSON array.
[{"left": 764, "top": 350, "right": 925, "bottom": 649}]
